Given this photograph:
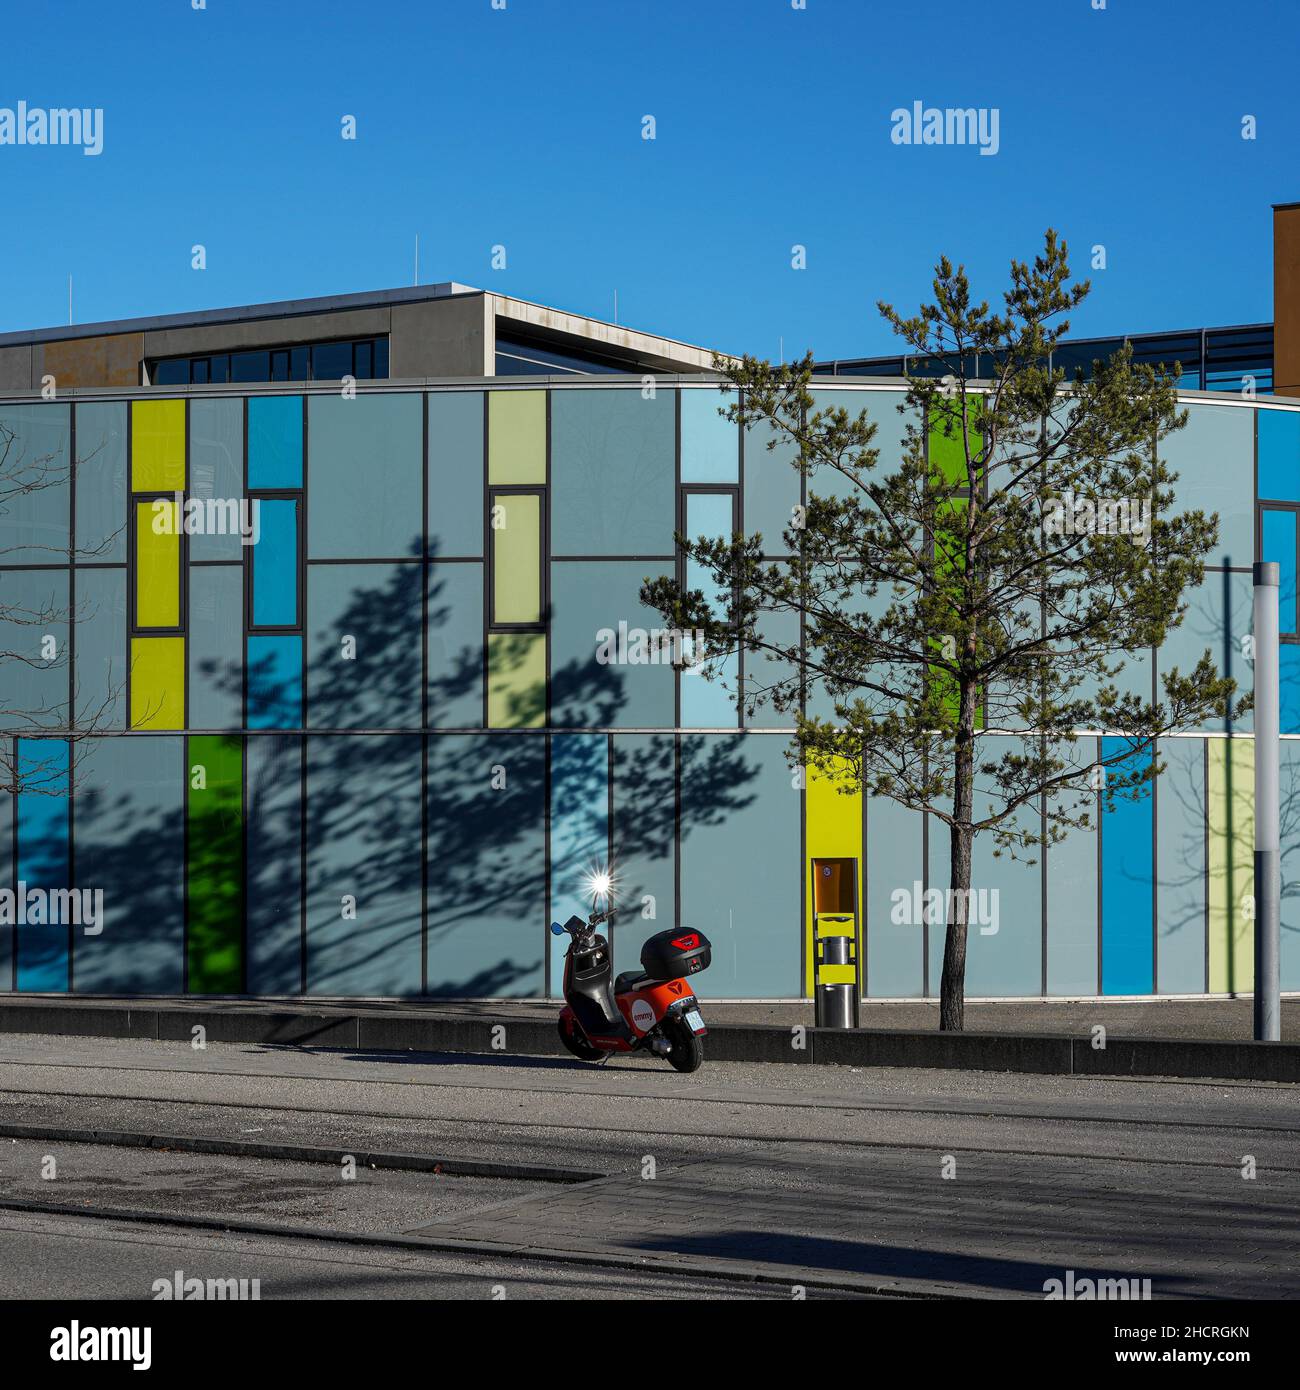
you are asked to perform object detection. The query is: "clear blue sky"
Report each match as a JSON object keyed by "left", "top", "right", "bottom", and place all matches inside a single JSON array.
[{"left": 1, "top": 0, "right": 1294, "bottom": 360}]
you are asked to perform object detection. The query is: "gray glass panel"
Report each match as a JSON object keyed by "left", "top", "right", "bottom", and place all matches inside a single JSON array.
[
  {"left": 866, "top": 794, "right": 925, "bottom": 997},
  {"left": 0, "top": 568, "right": 69, "bottom": 730},
  {"left": 306, "top": 733, "right": 422, "bottom": 995},
  {"left": 612, "top": 734, "right": 677, "bottom": 969},
  {"left": 73, "top": 734, "right": 184, "bottom": 992},
  {"left": 426, "top": 733, "right": 545, "bottom": 997},
  {"left": 680, "top": 733, "right": 799, "bottom": 997},
  {"left": 308, "top": 394, "right": 423, "bottom": 559},
  {"left": 746, "top": 594, "right": 800, "bottom": 728},
  {"left": 1158, "top": 568, "right": 1252, "bottom": 734},
  {"left": 743, "top": 413, "right": 799, "bottom": 556},
  {"left": 74, "top": 402, "right": 126, "bottom": 564},
  {"left": 968, "top": 749, "right": 1042, "bottom": 997},
  {"left": 247, "top": 733, "right": 303, "bottom": 995},
  {"left": 427, "top": 392, "right": 483, "bottom": 558},
  {"left": 809, "top": 389, "right": 910, "bottom": 504},
  {"left": 550, "top": 560, "right": 674, "bottom": 728},
  {"left": 1158, "top": 403, "right": 1253, "bottom": 570},
  {"left": 427, "top": 562, "right": 483, "bottom": 729},
  {"left": 1045, "top": 750, "right": 1099, "bottom": 995},
  {"left": 551, "top": 389, "right": 675, "bottom": 556},
  {"left": 188, "top": 398, "right": 245, "bottom": 561},
  {"left": 0, "top": 404, "right": 70, "bottom": 562},
  {"left": 74, "top": 566, "right": 126, "bottom": 730},
  {"left": 0, "top": 787, "right": 10, "bottom": 989},
  {"left": 189, "top": 565, "right": 243, "bottom": 729},
  {"left": 1156, "top": 736, "right": 1207, "bottom": 994},
  {"left": 308, "top": 563, "right": 422, "bottom": 729},
  {"left": 680, "top": 388, "right": 739, "bottom": 483}
]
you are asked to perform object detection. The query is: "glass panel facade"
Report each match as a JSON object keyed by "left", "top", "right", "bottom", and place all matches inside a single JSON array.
[
  {"left": 0, "top": 379, "right": 1284, "bottom": 1003},
  {"left": 307, "top": 394, "right": 422, "bottom": 559},
  {"left": 551, "top": 389, "right": 675, "bottom": 555}
]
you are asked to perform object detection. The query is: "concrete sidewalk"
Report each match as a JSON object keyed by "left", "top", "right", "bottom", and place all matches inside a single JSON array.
[
  {"left": 1, "top": 992, "right": 1299, "bottom": 1082},
  {"left": 2, "top": 992, "right": 1294, "bottom": 1039}
]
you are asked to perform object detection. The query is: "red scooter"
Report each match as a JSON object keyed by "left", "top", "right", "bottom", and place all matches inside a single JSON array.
[{"left": 552, "top": 903, "right": 711, "bottom": 1073}]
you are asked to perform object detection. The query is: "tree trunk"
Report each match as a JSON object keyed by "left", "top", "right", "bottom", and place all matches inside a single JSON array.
[{"left": 940, "top": 683, "right": 977, "bottom": 1031}]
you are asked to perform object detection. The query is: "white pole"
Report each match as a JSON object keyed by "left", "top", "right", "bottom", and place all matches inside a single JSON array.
[{"left": 1253, "top": 560, "right": 1281, "bottom": 1042}]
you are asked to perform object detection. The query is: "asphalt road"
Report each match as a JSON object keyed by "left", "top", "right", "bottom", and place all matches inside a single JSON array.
[{"left": 0, "top": 1033, "right": 1297, "bottom": 1299}]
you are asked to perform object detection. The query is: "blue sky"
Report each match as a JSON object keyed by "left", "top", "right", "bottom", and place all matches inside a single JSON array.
[{"left": 1, "top": 0, "right": 1295, "bottom": 360}]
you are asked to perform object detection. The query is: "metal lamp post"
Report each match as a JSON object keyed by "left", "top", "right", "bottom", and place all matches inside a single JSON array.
[{"left": 1253, "top": 561, "right": 1281, "bottom": 1043}]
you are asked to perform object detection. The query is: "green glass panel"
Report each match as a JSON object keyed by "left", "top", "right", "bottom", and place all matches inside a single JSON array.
[{"left": 187, "top": 734, "right": 243, "bottom": 993}]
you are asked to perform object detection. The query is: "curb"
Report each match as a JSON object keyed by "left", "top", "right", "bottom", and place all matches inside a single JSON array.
[
  {"left": 1, "top": 998, "right": 1298, "bottom": 1082},
  {"left": 0, "top": 1123, "right": 600, "bottom": 1184},
  {"left": 0, "top": 1197, "right": 961, "bottom": 1298}
]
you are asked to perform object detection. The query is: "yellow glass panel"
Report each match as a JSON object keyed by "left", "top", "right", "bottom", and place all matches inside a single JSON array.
[
  {"left": 130, "top": 636, "right": 185, "bottom": 729},
  {"left": 1208, "top": 738, "right": 1254, "bottom": 994},
  {"left": 487, "top": 632, "right": 546, "bottom": 727},
  {"left": 136, "top": 499, "right": 180, "bottom": 627},
  {"left": 132, "top": 399, "right": 186, "bottom": 491},
  {"left": 488, "top": 391, "right": 546, "bottom": 484},
  {"left": 492, "top": 493, "right": 541, "bottom": 623},
  {"left": 804, "top": 758, "right": 862, "bottom": 994}
]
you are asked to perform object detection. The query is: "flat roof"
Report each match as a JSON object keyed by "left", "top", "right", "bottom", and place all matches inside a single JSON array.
[{"left": 0, "top": 282, "right": 480, "bottom": 348}]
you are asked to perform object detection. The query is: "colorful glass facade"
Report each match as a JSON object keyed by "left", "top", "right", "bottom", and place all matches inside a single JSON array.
[{"left": 2, "top": 382, "right": 1299, "bottom": 999}]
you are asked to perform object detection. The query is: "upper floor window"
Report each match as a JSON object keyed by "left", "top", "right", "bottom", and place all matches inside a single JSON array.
[{"left": 149, "top": 336, "right": 388, "bottom": 386}]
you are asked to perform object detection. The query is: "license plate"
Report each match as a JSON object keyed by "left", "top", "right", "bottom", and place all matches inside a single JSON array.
[{"left": 684, "top": 1009, "right": 706, "bottom": 1035}]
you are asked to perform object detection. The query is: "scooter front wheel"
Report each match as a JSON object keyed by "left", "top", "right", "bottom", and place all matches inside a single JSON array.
[
  {"left": 663, "top": 1017, "right": 704, "bottom": 1073},
  {"left": 557, "top": 1014, "right": 605, "bottom": 1062}
]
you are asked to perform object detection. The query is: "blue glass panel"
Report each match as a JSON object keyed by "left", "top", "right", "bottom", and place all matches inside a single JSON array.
[
  {"left": 680, "top": 389, "right": 739, "bottom": 483},
  {"left": 0, "top": 788, "right": 10, "bottom": 990},
  {"left": 1258, "top": 408, "right": 1300, "bottom": 503},
  {"left": 1100, "top": 738, "right": 1154, "bottom": 995},
  {"left": 15, "top": 738, "right": 69, "bottom": 991},
  {"left": 248, "top": 396, "right": 303, "bottom": 489},
  {"left": 1280, "top": 645, "right": 1300, "bottom": 738},
  {"left": 252, "top": 498, "right": 299, "bottom": 628},
  {"left": 549, "top": 733, "right": 609, "bottom": 996},
  {"left": 247, "top": 635, "right": 303, "bottom": 729},
  {"left": 1261, "top": 508, "right": 1297, "bottom": 635}
]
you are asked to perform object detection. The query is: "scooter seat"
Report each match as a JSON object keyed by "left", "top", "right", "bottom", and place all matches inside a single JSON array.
[{"left": 614, "top": 971, "right": 654, "bottom": 995}]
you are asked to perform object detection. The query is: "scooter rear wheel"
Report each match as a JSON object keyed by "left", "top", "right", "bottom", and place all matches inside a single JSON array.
[
  {"left": 663, "top": 1017, "right": 704, "bottom": 1073},
  {"left": 558, "top": 1015, "right": 605, "bottom": 1062}
]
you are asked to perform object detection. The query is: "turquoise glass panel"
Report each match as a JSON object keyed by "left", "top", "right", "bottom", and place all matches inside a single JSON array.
[
  {"left": 248, "top": 635, "right": 303, "bottom": 729},
  {"left": 252, "top": 498, "right": 299, "bottom": 627},
  {"left": 248, "top": 396, "right": 303, "bottom": 489}
]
